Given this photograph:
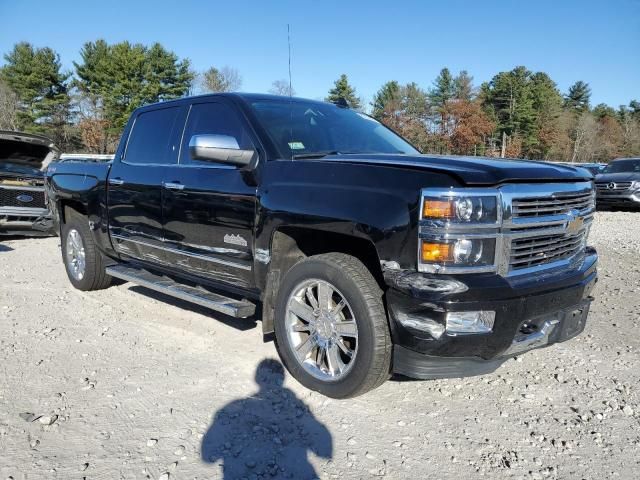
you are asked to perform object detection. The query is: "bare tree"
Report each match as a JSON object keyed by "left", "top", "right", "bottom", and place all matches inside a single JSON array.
[
  {"left": 571, "top": 112, "right": 598, "bottom": 162},
  {"left": 269, "top": 79, "right": 295, "bottom": 96},
  {"left": 0, "top": 81, "right": 20, "bottom": 130},
  {"left": 202, "top": 66, "right": 242, "bottom": 93}
]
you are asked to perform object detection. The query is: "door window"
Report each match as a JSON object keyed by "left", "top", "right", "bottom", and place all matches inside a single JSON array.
[
  {"left": 125, "top": 106, "right": 181, "bottom": 165},
  {"left": 180, "top": 102, "right": 253, "bottom": 166}
]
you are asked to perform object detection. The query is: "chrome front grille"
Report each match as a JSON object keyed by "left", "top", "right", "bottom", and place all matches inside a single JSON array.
[
  {"left": 595, "top": 181, "right": 632, "bottom": 192},
  {"left": 510, "top": 231, "right": 586, "bottom": 270},
  {"left": 416, "top": 182, "right": 595, "bottom": 277},
  {"left": 512, "top": 191, "right": 594, "bottom": 217},
  {"left": 500, "top": 182, "right": 594, "bottom": 276}
]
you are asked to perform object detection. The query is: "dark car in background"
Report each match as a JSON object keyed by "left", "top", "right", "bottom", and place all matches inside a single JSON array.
[
  {"left": 577, "top": 163, "right": 606, "bottom": 176},
  {"left": 595, "top": 158, "right": 640, "bottom": 210},
  {"left": 0, "top": 131, "right": 57, "bottom": 236}
]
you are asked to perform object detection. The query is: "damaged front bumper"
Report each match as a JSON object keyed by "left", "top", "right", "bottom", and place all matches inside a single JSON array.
[
  {"left": 384, "top": 249, "right": 598, "bottom": 379},
  {"left": 0, "top": 206, "right": 54, "bottom": 236}
]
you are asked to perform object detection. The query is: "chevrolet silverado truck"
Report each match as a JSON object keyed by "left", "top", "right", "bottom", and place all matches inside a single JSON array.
[
  {"left": 45, "top": 94, "right": 598, "bottom": 398},
  {"left": 1, "top": 130, "right": 57, "bottom": 236},
  {"left": 595, "top": 158, "right": 640, "bottom": 209}
]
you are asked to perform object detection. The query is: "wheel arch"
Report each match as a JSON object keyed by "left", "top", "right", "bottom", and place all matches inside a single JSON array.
[{"left": 261, "top": 226, "right": 384, "bottom": 334}]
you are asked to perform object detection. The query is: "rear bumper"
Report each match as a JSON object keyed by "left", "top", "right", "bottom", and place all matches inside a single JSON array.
[{"left": 385, "top": 249, "right": 597, "bottom": 379}]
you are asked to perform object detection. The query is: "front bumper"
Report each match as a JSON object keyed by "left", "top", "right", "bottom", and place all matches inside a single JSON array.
[
  {"left": 0, "top": 206, "right": 54, "bottom": 236},
  {"left": 385, "top": 249, "right": 597, "bottom": 379},
  {"left": 596, "top": 191, "right": 640, "bottom": 208}
]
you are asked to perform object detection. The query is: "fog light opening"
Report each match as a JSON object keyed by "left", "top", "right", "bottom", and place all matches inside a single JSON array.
[{"left": 446, "top": 311, "right": 495, "bottom": 334}]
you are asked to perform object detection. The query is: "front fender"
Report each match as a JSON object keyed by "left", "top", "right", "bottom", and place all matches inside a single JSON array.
[{"left": 254, "top": 159, "right": 460, "bottom": 290}]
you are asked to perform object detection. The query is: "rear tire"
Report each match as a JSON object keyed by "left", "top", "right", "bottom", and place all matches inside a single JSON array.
[
  {"left": 61, "top": 210, "right": 112, "bottom": 291},
  {"left": 274, "top": 253, "right": 392, "bottom": 398}
]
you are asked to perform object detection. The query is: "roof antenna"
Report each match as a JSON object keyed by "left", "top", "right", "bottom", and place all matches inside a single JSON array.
[
  {"left": 287, "top": 24, "right": 294, "bottom": 159},
  {"left": 287, "top": 24, "right": 293, "bottom": 97}
]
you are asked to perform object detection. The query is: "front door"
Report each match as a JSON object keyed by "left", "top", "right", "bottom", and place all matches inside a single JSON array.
[
  {"left": 107, "top": 105, "right": 185, "bottom": 264},
  {"left": 161, "top": 100, "right": 258, "bottom": 289}
]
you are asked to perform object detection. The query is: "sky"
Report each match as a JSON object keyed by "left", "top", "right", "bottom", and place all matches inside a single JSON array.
[{"left": 0, "top": 0, "right": 638, "bottom": 108}]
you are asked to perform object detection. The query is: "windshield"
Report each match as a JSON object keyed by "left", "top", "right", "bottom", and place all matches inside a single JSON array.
[
  {"left": 249, "top": 99, "right": 419, "bottom": 159},
  {"left": 603, "top": 159, "right": 640, "bottom": 173}
]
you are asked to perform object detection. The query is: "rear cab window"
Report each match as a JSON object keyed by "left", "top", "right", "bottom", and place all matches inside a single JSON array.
[{"left": 124, "top": 106, "right": 183, "bottom": 165}]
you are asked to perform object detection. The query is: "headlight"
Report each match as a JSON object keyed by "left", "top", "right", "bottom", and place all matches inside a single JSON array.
[
  {"left": 419, "top": 190, "right": 500, "bottom": 273},
  {"left": 422, "top": 195, "right": 498, "bottom": 224},
  {"left": 631, "top": 181, "right": 640, "bottom": 190},
  {"left": 421, "top": 238, "right": 496, "bottom": 267}
]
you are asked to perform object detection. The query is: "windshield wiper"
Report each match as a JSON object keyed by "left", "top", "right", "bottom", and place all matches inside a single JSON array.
[{"left": 291, "top": 150, "right": 341, "bottom": 159}]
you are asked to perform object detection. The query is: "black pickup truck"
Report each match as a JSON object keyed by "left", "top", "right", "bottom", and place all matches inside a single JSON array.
[{"left": 46, "top": 93, "right": 598, "bottom": 398}]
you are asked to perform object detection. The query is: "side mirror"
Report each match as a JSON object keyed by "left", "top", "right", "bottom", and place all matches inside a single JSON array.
[{"left": 189, "top": 134, "right": 254, "bottom": 167}]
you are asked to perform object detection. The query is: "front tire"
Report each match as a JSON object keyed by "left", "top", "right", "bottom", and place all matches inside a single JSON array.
[
  {"left": 61, "top": 210, "right": 112, "bottom": 291},
  {"left": 274, "top": 253, "right": 392, "bottom": 398}
]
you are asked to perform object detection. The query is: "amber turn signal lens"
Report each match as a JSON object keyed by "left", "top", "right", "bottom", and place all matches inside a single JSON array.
[
  {"left": 421, "top": 241, "right": 453, "bottom": 263},
  {"left": 422, "top": 199, "right": 454, "bottom": 219}
]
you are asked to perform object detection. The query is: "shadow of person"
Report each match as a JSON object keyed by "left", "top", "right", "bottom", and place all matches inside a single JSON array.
[{"left": 201, "top": 359, "right": 332, "bottom": 479}]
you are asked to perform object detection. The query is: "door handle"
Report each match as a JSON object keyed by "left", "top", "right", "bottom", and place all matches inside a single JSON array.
[
  {"left": 108, "top": 178, "right": 124, "bottom": 186},
  {"left": 162, "top": 181, "right": 185, "bottom": 191}
]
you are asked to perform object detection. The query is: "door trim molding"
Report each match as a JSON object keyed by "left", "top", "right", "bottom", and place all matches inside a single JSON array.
[{"left": 110, "top": 233, "right": 252, "bottom": 271}]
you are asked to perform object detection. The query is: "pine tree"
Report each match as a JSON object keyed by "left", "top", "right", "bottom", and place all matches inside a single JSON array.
[
  {"left": 454, "top": 70, "right": 474, "bottom": 101},
  {"left": 564, "top": 81, "right": 591, "bottom": 113},
  {"left": 326, "top": 74, "right": 361, "bottom": 109},
  {"left": 371, "top": 80, "right": 401, "bottom": 119},
  {"left": 74, "top": 40, "right": 194, "bottom": 150},
  {"left": 0, "top": 42, "right": 71, "bottom": 140},
  {"left": 429, "top": 68, "right": 455, "bottom": 108},
  {"left": 480, "top": 66, "right": 536, "bottom": 156}
]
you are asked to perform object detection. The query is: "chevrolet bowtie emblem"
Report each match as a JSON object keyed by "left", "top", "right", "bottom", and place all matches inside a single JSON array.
[{"left": 566, "top": 213, "right": 584, "bottom": 234}]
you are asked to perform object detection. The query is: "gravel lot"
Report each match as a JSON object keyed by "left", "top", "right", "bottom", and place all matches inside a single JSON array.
[{"left": 1, "top": 211, "right": 639, "bottom": 480}]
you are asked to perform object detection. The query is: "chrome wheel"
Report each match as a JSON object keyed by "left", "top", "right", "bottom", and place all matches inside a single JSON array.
[
  {"left": 65, "top": 228, "right": 86, "bottom": 281},
  {"left": 285, "top": 279, "right": 358, "bottom": 381}
]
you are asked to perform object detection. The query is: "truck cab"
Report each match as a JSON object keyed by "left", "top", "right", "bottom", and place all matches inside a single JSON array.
[{"left": 46, "top": 93, "right": 598, "bottom": 398}]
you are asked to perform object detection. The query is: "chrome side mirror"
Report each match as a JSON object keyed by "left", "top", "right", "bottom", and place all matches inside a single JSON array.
[{"left": 188, "top": 134, "right": 254, "bottom": 166}]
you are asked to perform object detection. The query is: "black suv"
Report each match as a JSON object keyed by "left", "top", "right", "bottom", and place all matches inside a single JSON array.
[
  {"left": 595, "top": 158, "right": 640, "bottom": 209},
  {"left": 46, "top": 94, "right": 598, "bottom": 398}
]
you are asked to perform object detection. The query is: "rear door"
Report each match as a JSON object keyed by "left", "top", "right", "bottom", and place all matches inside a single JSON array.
[
  {"left": 107, "top": 105, "right": 185, "bottom": 264},
  {"left": 160, "top": 100, "right": 258, "bottom": 289}
]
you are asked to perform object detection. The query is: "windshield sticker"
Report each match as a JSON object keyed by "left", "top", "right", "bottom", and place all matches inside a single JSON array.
[{"left": 288, "top": 141, "right": 305, "bottom": 150}]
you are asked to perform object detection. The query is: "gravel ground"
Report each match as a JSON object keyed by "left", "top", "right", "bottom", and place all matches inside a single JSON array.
[{"left": 0, "top": 211, "right": 639, "bottom": 480}]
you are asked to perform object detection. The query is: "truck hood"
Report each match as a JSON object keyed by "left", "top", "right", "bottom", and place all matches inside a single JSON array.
[
  {"left": 595, "top": 172, "right": 640, "bottom": 182},
  {"left": 0, "top": 130, "right": 57, "bottom": 177},
  {"left": 323, "top": 153, "right": 593, "bottom": 186}
]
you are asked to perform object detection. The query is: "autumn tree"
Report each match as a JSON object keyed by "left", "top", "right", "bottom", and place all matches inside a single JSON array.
[
  {"left": 326, "top": 74, "right": 361, "bottom": 109},
  {"left": 202, "top": 66, "right": 242, "bottom": 93},
  {"left": 446, "top": 100, "right": 495, "bottom": 155}
]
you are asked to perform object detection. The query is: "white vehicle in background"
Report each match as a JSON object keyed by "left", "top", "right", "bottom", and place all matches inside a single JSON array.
[{"left": 58, "top": 153, "right": 114, "bottom": 163}]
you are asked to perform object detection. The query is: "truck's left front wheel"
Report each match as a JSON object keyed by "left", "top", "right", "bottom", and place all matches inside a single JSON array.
[{"left": 274, "top": 253, "right": 392, "bottom": 398}]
